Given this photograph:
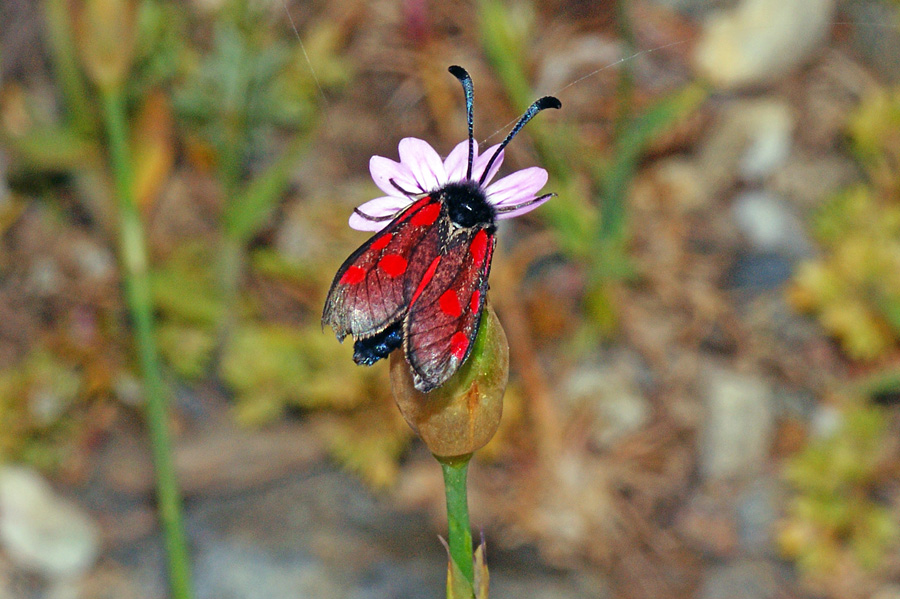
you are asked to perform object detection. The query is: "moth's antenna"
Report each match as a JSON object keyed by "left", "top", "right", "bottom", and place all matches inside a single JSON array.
[
  {"left": 479, "top": 96, "right": 561, "bottom": 186},
  {"left": 448, "top": 66, "right": 476, "bottom": 181}
]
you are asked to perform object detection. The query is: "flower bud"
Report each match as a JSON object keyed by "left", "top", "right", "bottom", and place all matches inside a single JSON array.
[
  {"left": 390, "top": 302, "right": 508, "bottom": 458},
  {"left": 75, "top": 0, "right": 137, "bottom": 91}
]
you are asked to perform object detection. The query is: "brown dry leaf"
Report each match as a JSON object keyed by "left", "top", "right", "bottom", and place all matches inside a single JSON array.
[
  {"left": 474, "top": 542, "right": 489, "bottom": 599},
  {"left": 132, "top": 90, "right": 175, "bottom": 212}
]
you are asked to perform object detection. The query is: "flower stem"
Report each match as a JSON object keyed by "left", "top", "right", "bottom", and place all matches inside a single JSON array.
[
  {"left": 439, "top": 455, "right": 474, "bottom": 585},
  {"left": 100, "top": 87, "right": 194, "bottom": 599}
]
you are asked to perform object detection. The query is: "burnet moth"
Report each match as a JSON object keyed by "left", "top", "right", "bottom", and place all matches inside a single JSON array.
[{"left": 323, "top": 66, "right": 560, "bottom": 392}]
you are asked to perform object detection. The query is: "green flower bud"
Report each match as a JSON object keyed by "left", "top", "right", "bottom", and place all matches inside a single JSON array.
[{"left": 390, "top": 302, "right": 509, "bottom": 458}]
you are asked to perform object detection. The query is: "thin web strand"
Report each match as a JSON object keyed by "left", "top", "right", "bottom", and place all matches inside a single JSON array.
[
  {"left": 479, "top": 19, "right": 900, "bottom": 144},
  {"left": 479, "top": 38, "right": 688, "bottom": 145},
  {"left": 282, "top": 0, "right": 329, "bottom": 106}
]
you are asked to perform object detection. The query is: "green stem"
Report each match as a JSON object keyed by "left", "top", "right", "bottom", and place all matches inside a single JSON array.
[
  {"left": 100, "top": 87, "right": 194, "bottom": 599},
  {"left": 439, "top": 456, "right": 474, "bottom": 585}
]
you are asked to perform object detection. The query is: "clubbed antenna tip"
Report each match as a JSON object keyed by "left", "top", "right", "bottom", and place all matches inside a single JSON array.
[
  {"left": 478, "top": 95, "right": 562, "bottom": 185},
  {"left": 448, "top": 66, "right": 476, "bottom": 181}
]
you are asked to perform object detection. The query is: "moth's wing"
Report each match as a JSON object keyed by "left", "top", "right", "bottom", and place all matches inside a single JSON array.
[
  {"left": 322, "top": 197, "right": 444, "bottom": 340},
  {"left": 403, "top": 227, "right": 495, "bottom": 392}
]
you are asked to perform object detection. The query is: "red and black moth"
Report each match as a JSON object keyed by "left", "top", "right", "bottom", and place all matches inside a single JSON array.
[{"left": 323, "top": 66, "right": 561, "bottom": 392}]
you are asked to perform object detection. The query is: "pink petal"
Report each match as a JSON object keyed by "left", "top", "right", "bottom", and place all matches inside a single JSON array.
[
  {"left": 348, "top": 196, "right": 412, "bottom": 231},
  {"left": 472, "top": 144, "right": 504, "bottom": 184},
  {"left": 369, "top": 155, "right": 419, "bottom": 197},
  {"left": 495, "top": 194, "right": 554, "bottom": 220},
  {"left": 485, "top": 167, "right": 549, "bottom": 206},
  {"left": 443, "top": 139, "right": 479, "bottom": 182},
  {"left": 398, "top": 138, "right": 446, "bottom": 192}
]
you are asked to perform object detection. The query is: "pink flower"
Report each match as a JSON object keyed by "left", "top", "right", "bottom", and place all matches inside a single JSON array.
[{"left": 349, "top": 137, "right": 552, "bottom": 232}]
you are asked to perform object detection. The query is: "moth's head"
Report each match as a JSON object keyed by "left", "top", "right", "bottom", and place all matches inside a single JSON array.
[{"left": 440, "top": 180, "right": 494, "bottom": 229}]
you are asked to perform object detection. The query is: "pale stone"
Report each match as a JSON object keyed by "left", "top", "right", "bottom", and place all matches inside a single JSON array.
[
  {"left": 0, "top": 466, "right": 100, "bottom": 579},
  {"left": 694, "top": 0, "right": 836, "bottom": 88},
  {"left": 700, "top": 368, "right": 775, "bottom": 480},
  {"left": 732, "top": 191, "right": 811, "bottom": 257},
  {"left": 696, "top": 100, "right": 794, "bottom": 197}
]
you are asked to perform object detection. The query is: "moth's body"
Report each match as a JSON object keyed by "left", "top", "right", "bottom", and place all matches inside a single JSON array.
[
  {"left": 324, "top": 180, "right": 498, "bottom": 392},
  {"left": 322, "top": 65, "right": 559, "bottom": 393},
  {"left": 351, "top": 181, "right": 496, "bottom": 367}
]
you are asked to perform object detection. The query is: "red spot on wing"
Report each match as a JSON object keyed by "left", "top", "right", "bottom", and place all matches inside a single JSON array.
[
  {"left": 397, "top": 197, "right": 432, "bottom": 222},
  {"left": 339, "top": 266, "right": 366, "bottom": 285},
  {"left": 369, "top": 234, "right": 392, "bottom": 252},
  {"left": 410, "top": 257, "right": 442, "bottom": 305},
  {"left": 410, "top": 202, "right": 441, "bottom": 227},
  {"left": 439, "top": 289, "right": 462, "bottom": 318},
  {"left": 470, "top": 290, "right": 481, "bottom": 313},
  {"left": 470, "top": 230, "right": 489, "bottom": 264},
  {"left": 450, "top": 332, "right": 469, "bottom": 361},
  {"left": 378, "top": 254, "right": 408, "bottom": 277}
]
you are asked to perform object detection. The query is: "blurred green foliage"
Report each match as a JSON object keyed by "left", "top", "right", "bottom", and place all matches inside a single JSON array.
[
  {"left": 152, "top": 243, "right": 222, "bottom": 380},
  {"left": 176, "top": 2, "right": 349, "bottom": 243},
  {"left": 785, "top": 87, "right": 900, "bottom": 585},
  {"left": 222, "top": 323, "right": 365, "bottom": 421},
  {"left": 220, "top": 321, "right": 411, "bottom": 487},
  {"left": 791, "top": 185, "right": 900, "bottom": 359},
  {"left": 780, "top": 404, "right": 898, "bottom": 583},
  {"left": 790, "top": 86, "right": 900, "bottom": 359},
  {"left": 0, "top": 349, "right": 84, "bottom": 468},
  {"left": 1, "top": 0, "right": 410, "bottom": 488},
  {"left": 0, "top": 0, "right": 710, "bottom": 489}
]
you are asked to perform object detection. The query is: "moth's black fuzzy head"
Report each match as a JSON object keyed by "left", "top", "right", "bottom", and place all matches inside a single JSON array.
[{"left": 440, "top": 180, "right": 495, "bottom": 228}]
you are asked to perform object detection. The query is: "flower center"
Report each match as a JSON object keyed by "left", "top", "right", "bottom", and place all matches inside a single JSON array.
[{"left": 439, "top": 180, "right": 495, "bottom": 229}]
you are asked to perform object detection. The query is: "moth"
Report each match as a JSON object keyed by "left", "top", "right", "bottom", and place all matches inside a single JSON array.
[{"left": 323, "top": 66, "right": 560, "bottom": 392}]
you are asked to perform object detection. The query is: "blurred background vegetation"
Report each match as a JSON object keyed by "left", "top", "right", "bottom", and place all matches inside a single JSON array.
[{"left": 2, "top": 0, "right": 900, "bottom": 597}]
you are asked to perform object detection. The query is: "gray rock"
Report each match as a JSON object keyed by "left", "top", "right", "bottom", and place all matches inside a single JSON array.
[
  {"left": 647, "top": 0, "right": 738, "bottom": 17},
  {"left": 181, "top": 468, "right": 596, "bottom": 599},
  {"left": 347, "top": 559, "right": 441, "bottom": 599},
  {"left": 696, "top": 100, "right": 795, "bottom": 199},
  {"left": 737, "top": 115, "right": 794, "bottom": 182},
  {"left": 847, "top": 0, "right": 900, "bottom": 83},
  {"left": 0, "top": 466, "right": 100, "bottom": 579},
  {"left": 809, "top": 403, "right": 842, "bottom": 438},
  {"left": 195, "top": 539, "right": 346, "bottom": 599},
  {"left": 491, "top": 572, "right": 611, "bottom": 599},
  {"left": 727, "top": 252, "right": 793, "bottom": 292},
  {"left": 736, "top": 477, "right": 779, "bottom": 556},
  {"left": 694, "top": 0, "right": 837, "bottom": 87},
  {"left": 732, "top": 191, "right": 811, "bottom": 258},
  {"left": 27, "top": 257, "right": 63, "bottom": 297},
  {"left": 700, "top": 368, "right": 775, "bottom": 480},
  {"left": 699, "top": 560, "right": 779, "bottom": 599},
  {"left": 563, "top": 355, "right": 652, "bottom": 448},
  {"left": 112, "top": 372, "right": 145, "bottom": 407},
  {"left": 873, "top": 584, "right": 900, "bottom": 599},
  {"left": 45, "top": 579, "right": 83, "bottom": 599},
  {"left": 72, "top": 238, "right": 116, "bottom": 282}
]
